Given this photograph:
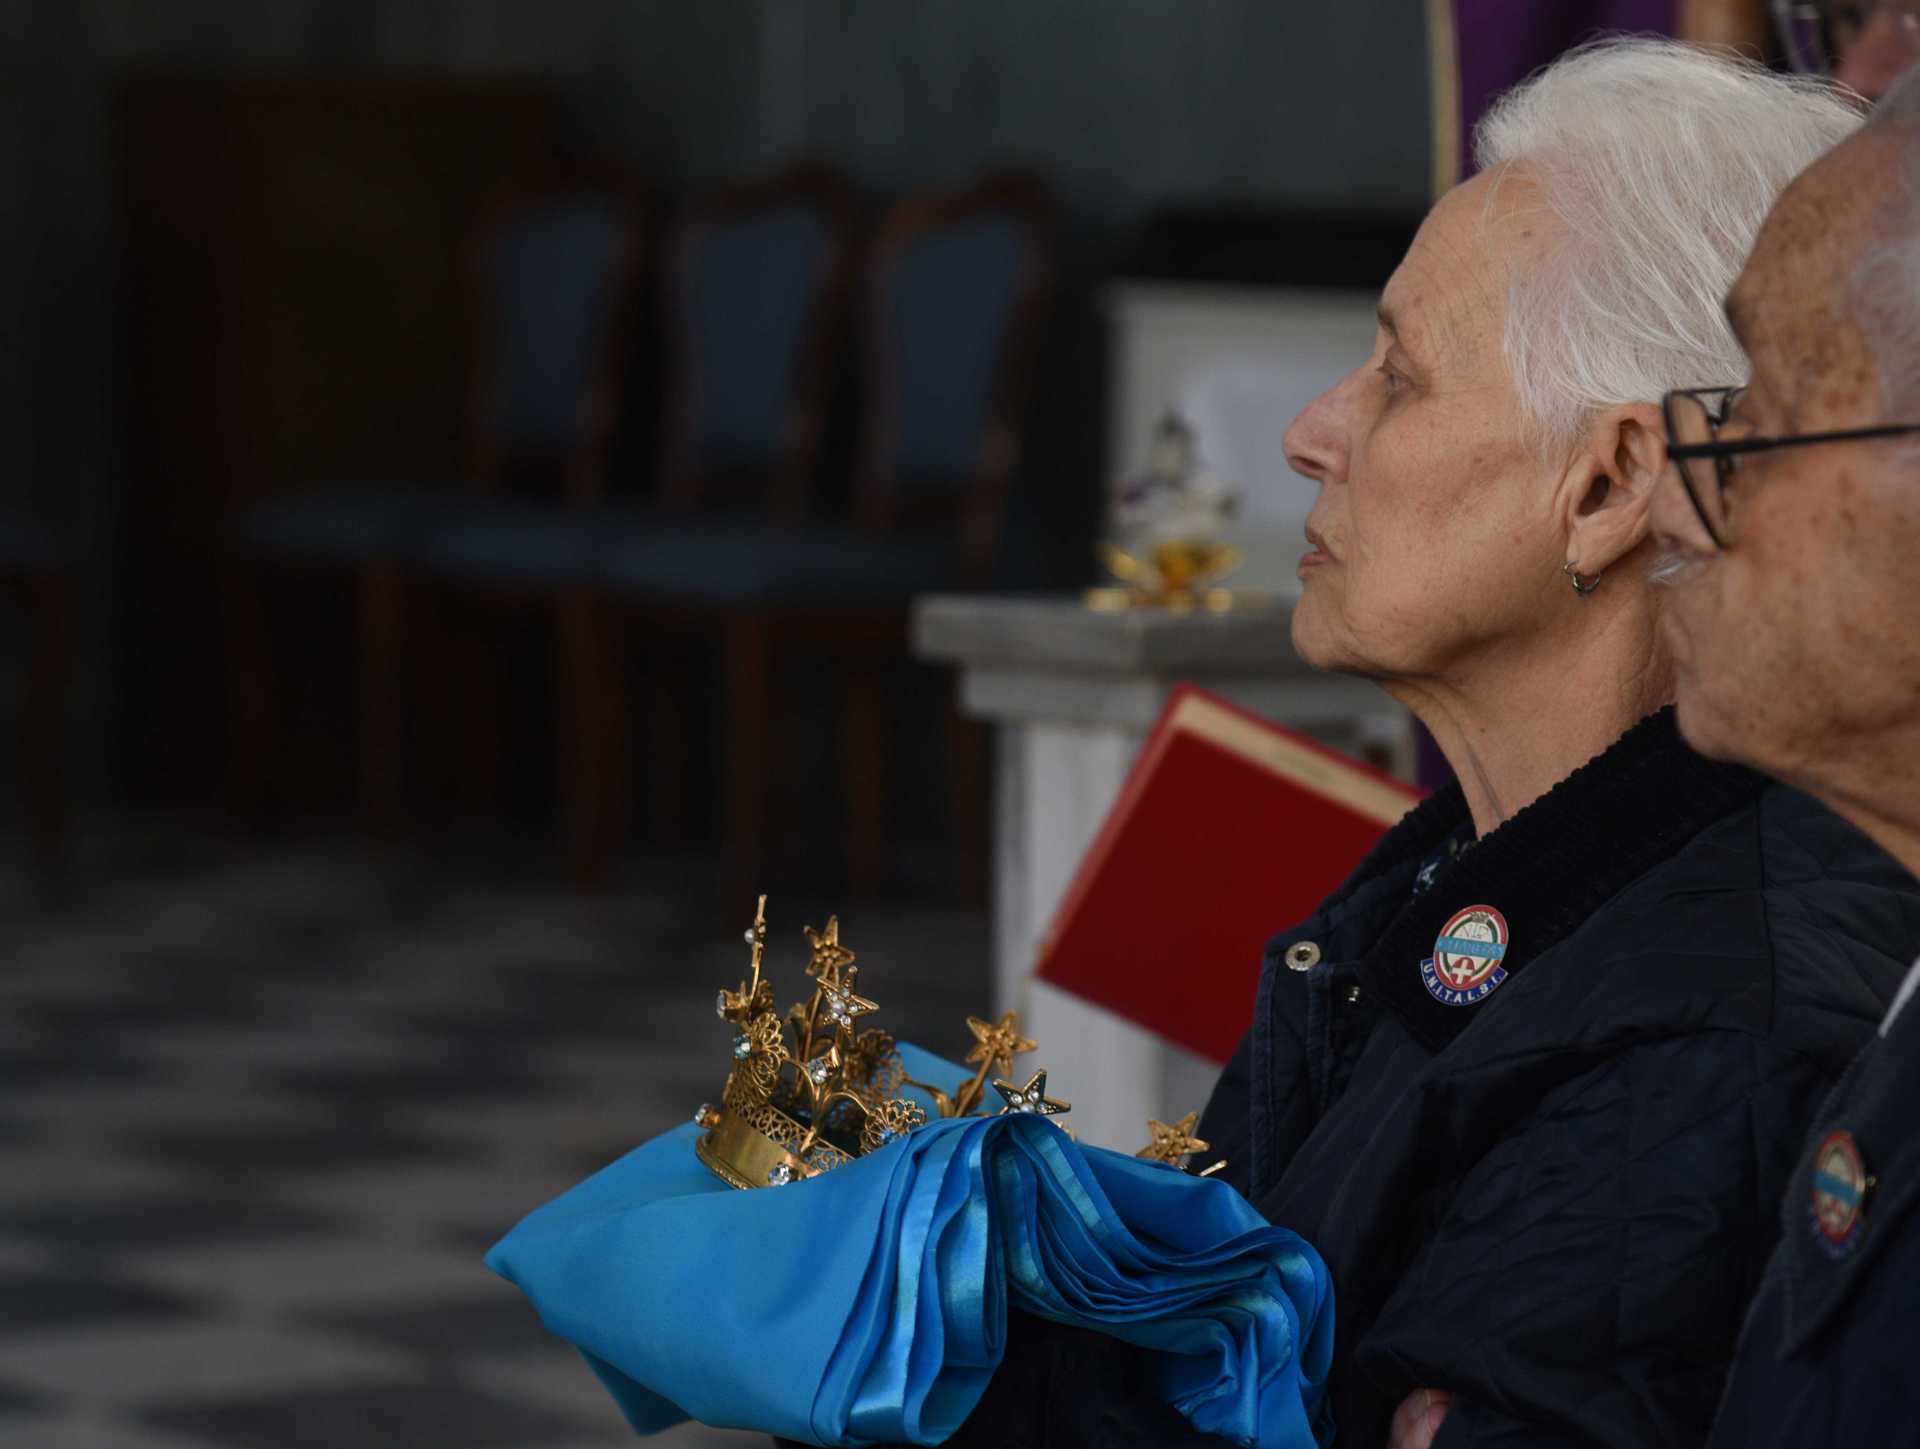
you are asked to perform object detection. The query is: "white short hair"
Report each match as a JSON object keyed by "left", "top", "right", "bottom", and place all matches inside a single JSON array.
[{"left": 1474, "top": 38, "right": 1862, "bottom": 452}]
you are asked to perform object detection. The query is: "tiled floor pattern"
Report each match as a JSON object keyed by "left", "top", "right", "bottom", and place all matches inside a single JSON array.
[{"left": 0, "top": 827, "right": 990, "bottom": 1447}]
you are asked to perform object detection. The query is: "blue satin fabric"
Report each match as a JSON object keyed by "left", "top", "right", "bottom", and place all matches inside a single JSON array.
[{"left": 487, "top": 1044, "right": 1334, "bottom": 1447}]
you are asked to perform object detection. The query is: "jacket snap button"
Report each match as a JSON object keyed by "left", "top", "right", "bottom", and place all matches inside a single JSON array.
[
  {"left": 1285, "top": 941, "right": 1321, "bottom": 972},
  {"left": 1342, "top": 983, "right": 1363, "bottom": 1005}
]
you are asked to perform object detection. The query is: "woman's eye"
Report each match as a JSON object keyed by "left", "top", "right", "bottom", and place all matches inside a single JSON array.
[{"left": 1376, "top": 363, "right": 1404, "bottom": 394}]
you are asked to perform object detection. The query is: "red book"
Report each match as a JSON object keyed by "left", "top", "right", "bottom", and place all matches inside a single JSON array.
[{"left": 1035, "top": 685, "right": 1423, "bottom": 1064}]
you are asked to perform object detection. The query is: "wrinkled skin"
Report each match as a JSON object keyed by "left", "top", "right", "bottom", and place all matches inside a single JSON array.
[
  {"left": 1284, "top": 164, "right": 1671, "bottom": 834},
  {"left": 1652, "top": 121, "right": 1920, "bottom": 880}
]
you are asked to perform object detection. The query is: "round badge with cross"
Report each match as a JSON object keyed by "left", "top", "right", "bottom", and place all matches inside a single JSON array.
[
  {"left": 1809, "top": 1129, "right": 1871, "bottom": 1258},
  {"left": 1420, "top": 904, "right": 1511, "bottom": 1006}
]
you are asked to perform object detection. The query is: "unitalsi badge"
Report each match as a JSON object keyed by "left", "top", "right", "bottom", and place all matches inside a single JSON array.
[
  {"left": 1809, "top": 1129, "right": 1870, "bottom": 1258},
  {"left": 1421, "top": 904, "right": 1510, "bottom": 1006}
]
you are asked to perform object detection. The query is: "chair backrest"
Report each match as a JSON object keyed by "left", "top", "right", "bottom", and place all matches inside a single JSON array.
[
  {"left": 655, "top": 162, "right": 854, "bottom": 515},
  {"left": 855, "top": 172, "right": 1054, "bottom": 582},
  {"left": 469, "top": 182, "right": 644, "bottom": 503}
]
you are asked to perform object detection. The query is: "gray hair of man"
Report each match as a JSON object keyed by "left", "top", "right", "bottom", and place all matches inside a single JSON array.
[
  {"left": 1475, "top": 38, "right": 1862, "bottom": 455},
  {"left": 1850, "top": 67, "right": 1920, "bottom": 420}
]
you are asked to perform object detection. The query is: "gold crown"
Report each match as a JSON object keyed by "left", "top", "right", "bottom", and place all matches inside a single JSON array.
[
  {"left": 693, "top": 896, "right": 1223, "bottom": 1188},
  {"left": 694, "top": 896, "right": 1073, "bottom": 1189}
]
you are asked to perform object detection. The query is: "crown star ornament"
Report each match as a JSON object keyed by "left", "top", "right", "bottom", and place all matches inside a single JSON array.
[
  {"left": 1136, "top": 1112, "right": 1209, "bottom": 1167},
  {"left": 804, "top": 917, "right": 858, "bottom": 985},
  {"left": 902, "top": 1009, "right": 1040, "bottom": 1120},
  {"left": 991, "top": 1069, "right": 1071, "bottom": 1119},
  {"left": 966, "top": 1011, "right": 1038, "bottom": 1079}
]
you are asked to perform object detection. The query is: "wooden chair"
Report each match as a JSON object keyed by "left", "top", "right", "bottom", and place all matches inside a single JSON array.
[
  {"left": 0, "top": 515, "right": 67, "bottom": 868},
  {"left": 224, "top": 176, "right": 645, "bottom": 836},
  {"left": 571, "top": 170, "right": 1056, "bottom": 899},
  {"left": 416, "top": 160, "right": 855, "bottom": 880}
]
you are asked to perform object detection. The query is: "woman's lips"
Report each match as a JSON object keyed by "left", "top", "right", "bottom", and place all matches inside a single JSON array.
[{"left": 1299, "top": 528, "right": 1334, "bottom": 570}]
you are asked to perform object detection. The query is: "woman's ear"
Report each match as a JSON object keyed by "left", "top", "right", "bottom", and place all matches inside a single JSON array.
[{"left": 1560, "top": 401, "right": 1667, "bottom": 576}]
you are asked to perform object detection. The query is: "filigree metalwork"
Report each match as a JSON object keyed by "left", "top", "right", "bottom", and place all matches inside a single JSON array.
[{"left": 694, "top": 896, "right": 1073, "bottom": 1190}]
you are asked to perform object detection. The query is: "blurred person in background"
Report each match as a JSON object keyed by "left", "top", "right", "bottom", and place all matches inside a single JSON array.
[
  {"left": 869, "top": 38, "right": 1920, "bottom": 1449},
  {"left": 1776, "top": 0, "right": 1920, "bottom": 96},
  {"left": 1649, "top": 65, "right": 1920, "bottom": 1449},
  {"left": 1440, "top": 0, "right": 1811, "bottom": 188}
]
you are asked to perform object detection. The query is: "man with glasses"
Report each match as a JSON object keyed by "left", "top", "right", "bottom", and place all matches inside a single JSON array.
[{"left": 1652, "top": 66, "right": 1920, "bottom": 1449}]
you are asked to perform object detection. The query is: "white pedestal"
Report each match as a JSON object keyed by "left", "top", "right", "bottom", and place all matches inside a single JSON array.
[{"left": 915, "top": 595, "right": 1412, "bottom": 1151}]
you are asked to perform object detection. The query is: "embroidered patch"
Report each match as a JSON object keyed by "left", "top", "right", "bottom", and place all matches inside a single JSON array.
[
  {"left": 1809, "top": 1129, "right": 1869, "bottom": 1258},
  {"left": 1420, "top": 904, "right": 1510, "bottom": 1006}
]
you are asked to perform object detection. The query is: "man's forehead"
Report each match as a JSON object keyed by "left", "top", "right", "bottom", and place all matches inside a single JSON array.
[{"left": 1739, "top": 135, "right": 1887, "bottom": 340}]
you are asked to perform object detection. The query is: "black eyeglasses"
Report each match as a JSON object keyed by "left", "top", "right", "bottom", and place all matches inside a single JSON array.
[{"left": 1663, "top": 386, "right": 1920, "bottom": 548}]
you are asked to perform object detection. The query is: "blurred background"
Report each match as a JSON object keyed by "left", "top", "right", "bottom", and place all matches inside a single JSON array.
[
  {"left": 3, "top": 0, "right": 1438, "bottom": 857},
  {"left": 0, "top": 1, "right": 1844, "bottom": 1446}
]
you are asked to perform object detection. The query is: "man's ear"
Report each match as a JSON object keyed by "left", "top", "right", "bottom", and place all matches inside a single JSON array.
[{"left": 1559, "top": 401, "right": 1667, "bottom": 577}]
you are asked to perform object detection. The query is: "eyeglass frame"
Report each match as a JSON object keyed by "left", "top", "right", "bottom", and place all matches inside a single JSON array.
[{"left": 1661, "top": 385, "right": 1920, "bottom": 548}]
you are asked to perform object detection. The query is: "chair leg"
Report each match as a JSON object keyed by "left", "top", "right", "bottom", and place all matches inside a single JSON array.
[
  {"left": 355, "top": 559, "right": 405, "bottom": 840},
  {"left": 593, "top": 609, "right": 633, "bottom": 880},
  {"left": 439, "top": 595, "right": 508, "bottom": 829},
  {"left": 644, "top": 643, "right": 693, "bottom": 846},
  {"left": 723, "top": 613, "right": 772, "bottom": 903},
  {"left": 946, "top": 680, "right": 990, "bottom": 906},
  {"left": 222, "top": 555, "right": 276, "bottom": 828},
  {"left": 843, "top": 668, "right": 890, "bottom": 897},
  {"left": 22, "top": 572, "right": 68, "bottom": 870},
  {"left": 409, "top": 575, "right": 460, "bottom": 831},
  {"left": 554, "top": 585, "right": 624, "bottom": 889}
]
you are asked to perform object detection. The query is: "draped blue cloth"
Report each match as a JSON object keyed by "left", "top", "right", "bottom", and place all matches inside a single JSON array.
[{"left": 486, "top": 1045, "right": 1334, "bottom": 1447}]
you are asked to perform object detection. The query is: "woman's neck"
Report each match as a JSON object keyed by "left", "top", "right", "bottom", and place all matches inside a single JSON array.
[{"left": 1385, "top": 599, "right": 1675, "bottom": 840}]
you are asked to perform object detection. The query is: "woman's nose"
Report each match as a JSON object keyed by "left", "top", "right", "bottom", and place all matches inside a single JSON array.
[{"left": 1284, "top": 379, "right": 1350, "bottom": 487}]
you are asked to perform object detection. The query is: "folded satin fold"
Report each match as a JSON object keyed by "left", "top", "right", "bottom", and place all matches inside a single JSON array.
[{"left": 487, "top": 1043, "right": 1333, "bottom": 1447}]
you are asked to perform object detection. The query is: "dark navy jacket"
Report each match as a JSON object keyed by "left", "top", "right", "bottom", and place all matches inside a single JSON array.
[
  {"left": 855, "top": 711, "right": 1920, "bottom": 1449},
  {"left": 1708, "top": 964, "right": 1920, "bottom": 1447},
  {"left": 1191, "top": 710, "right": 1920, "bottom": 1448}
]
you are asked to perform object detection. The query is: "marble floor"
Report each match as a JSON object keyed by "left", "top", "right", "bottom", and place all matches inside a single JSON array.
[{"left": 0, "top": 820, "right": 991, "bottom": 1448}]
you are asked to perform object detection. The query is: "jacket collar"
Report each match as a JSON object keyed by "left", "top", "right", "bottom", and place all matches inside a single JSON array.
[{"left": 1339, "top": 708, "right": 1767, "bottom": 1053}]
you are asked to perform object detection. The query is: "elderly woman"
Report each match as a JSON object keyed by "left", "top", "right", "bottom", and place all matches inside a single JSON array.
[{"left": 869, "top": 39, "right": 1920, "bottom": 1449}]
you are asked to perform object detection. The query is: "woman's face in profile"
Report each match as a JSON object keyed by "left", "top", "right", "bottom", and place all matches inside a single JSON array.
[{"left": 1283, "top": 169, "right": 1571, "bottom": 690}]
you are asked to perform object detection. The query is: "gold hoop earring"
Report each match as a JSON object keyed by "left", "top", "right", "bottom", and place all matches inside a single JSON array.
[{"left": 1563, "top": 561, "right": 1602, "bottom": 596}]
